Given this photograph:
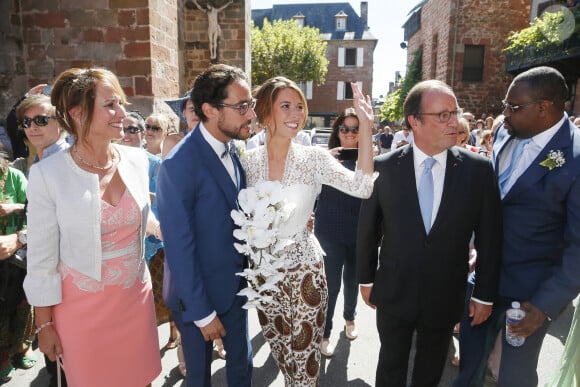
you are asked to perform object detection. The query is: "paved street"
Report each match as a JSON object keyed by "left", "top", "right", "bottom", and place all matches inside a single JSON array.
[{"left": 6, "top": 292, "right": 573, "bottom": 386}]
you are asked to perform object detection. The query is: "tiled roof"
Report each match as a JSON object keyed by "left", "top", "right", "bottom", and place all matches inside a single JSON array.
[{"left": 251, "top": 2, "right": 376, "bottom": 41}]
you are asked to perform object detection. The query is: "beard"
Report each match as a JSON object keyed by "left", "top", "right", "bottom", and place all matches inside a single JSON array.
[{"left": 217, "top": 114, "right": 252, "bottom": 141}]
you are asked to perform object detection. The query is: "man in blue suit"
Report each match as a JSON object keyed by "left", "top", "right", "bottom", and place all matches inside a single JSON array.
[
  {"left": 157, "top": 64, "right": 256, "bottom": 387},
  {"left": 455, "top": 66, "right": 580, "bottom": 386}
]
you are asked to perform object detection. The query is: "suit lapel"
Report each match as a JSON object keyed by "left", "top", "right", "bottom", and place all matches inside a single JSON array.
[
  {"left": 430, "top": 147, "right": 463, "bottom": 233},
  {"left": 395, "top": 147, "right": 428, "bottom": 234},
  {"left": 492, "top": 126, "right": 513, "bottom": 175},
  {"left": 193, "top": 130, "right": 240, "bottom": 207},
  {"left": 505, "top": 119, "right": 572, "bottom": 201}
]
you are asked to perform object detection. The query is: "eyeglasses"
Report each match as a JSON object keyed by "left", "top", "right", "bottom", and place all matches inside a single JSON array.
[
  {"left": 338, "top": 125, "right": 359, "bottom": 134},
  {"left": 145, "top": 124, "right": 162, "bottom": 132},
  {"left": 501, "top": 99, "right": 552, "bottom": 113},
  {"left": 19, "top": 115, "right": 56, "bottom": 129},
  {"left": 123, "top": 126, "right": 143, "bottom": 134},
  {"left": 218, "top": 99, "right": 256, "bottom": 115},
  {"left": 420, "top": 109, "right": 463, "bottom": 123}
]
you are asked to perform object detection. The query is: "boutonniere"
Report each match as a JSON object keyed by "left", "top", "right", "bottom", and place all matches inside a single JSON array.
[{"left": 539, "top": 150, "right": 565, "bottom": 170}]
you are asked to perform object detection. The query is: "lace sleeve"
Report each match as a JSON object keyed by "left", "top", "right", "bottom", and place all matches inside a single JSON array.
[{"left": 313, "top": 146, "right": 377, "bottom": 199}]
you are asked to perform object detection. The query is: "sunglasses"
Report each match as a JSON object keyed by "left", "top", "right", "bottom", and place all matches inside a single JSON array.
[
  {"left": 339, "top": 125, "right": 359, "bottom": 134},
  {"left": 145, "top": 124, "right": 162, "bottom": 132},
  {"left": 19, "top": 115, "right": 56, "bottom": 129},
  {"left": 123, "top": 126, "right": 143, "bottom": 134}
]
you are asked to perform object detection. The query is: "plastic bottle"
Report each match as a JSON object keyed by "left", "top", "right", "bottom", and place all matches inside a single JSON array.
[{"left": 505, "top": 301, "right": 526, "bottom": 346}]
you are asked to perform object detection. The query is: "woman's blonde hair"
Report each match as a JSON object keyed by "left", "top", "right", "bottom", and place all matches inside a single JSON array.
[
  {"left": 51, "top": 68, "right": 127, "bottom": 145},
  {"left": 146, "top": 113, "right": 172, "bottom": 135}
]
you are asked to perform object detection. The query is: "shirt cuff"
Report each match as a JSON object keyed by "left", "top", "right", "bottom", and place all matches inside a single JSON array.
[
  {"left": 194, "top": 311, "right": 217, "bottom": 328},
  {"left": 360, "top": 283, "right": 373, "bottom": 287},
  {"left": 471, "top": 297, "right": 493, "bottom": 306}
]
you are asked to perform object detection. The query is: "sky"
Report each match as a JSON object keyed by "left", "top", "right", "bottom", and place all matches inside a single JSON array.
[{"left": 250, "top": 0, "right": 421, "bottom": 98}]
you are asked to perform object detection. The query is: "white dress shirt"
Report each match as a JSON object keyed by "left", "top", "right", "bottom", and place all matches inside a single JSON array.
[
  {"left": 199, "top": 122, "right": 237, "bottom": 186},
  {"left": 413, "top": 144, "right": 447, "bottom": 226},
  {"left": 391, "top": 130, "right": 414, "bottom": 151},
  {"left": 497, "top": 115, "right": 564, "bottom": 198}
]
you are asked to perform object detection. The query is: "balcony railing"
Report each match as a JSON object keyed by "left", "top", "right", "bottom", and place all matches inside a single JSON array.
[{"left": 505, "top": 32, "right": 580, "bottom": 72}]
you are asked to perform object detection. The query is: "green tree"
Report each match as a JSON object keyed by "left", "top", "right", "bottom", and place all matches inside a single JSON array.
[
  {"left": 380, "top": 49, "right": 422, "bottom": 123},
  {"left": 251, "top": 19, "right": 329, "bottom": 86}
]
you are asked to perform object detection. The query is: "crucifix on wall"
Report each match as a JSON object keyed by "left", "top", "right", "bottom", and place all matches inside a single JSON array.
[{"left": 190, "top": 0, "right": 235, "bottom": 61}]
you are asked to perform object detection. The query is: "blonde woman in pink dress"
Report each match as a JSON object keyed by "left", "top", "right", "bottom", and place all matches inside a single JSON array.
[{"left": 23, "top": 68, "right": 162, "bottom": 387}]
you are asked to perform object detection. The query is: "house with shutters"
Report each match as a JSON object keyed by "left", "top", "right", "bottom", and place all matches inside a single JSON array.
[{"left": 252, "top": 2, "right": 377, "bottom": 127}]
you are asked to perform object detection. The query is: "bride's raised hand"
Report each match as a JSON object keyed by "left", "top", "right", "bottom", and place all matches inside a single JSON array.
[{"left": 350, "top": 82, "right": 373, "bottom": 132}]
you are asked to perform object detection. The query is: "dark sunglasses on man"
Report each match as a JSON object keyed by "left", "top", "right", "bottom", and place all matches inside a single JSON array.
[
  {"left": 123, "top": 126, "right": 144, "bottom": 134},
  {"left": 19, "top": 115, "right": 56, "bottom": 129}
]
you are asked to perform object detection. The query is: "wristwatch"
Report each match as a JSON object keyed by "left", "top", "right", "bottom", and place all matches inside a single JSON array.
[{"left": 17, "top": 230, "right": 27, "bottom": 246}]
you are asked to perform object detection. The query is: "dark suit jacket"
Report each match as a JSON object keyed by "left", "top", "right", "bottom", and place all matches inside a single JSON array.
[
  {"left": 493, "top": 119, "right": 580, "bottom": 318},
  {"left": 357, "top": 145, "right": 502, "bottom": 328},
  {"left": 156, "top": 126, "right": 247, "bottom": 322}
]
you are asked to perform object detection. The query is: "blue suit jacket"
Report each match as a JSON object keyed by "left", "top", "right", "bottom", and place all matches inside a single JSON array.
[
  {"left": 156, "top": 127, "right": 247, "bottom": 322},
  {"left": 493, "top": 118, "right": 580, "bottom": 318}
]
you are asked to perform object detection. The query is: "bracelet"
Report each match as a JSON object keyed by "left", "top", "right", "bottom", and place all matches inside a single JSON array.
[{"left": 35, "top": 321, "right": 54, "bottom": 335}]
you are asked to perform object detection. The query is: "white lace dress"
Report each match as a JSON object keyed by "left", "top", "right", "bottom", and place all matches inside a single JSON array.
[{"left": 242, "top": 142, "right": 375, "bottom": 386}]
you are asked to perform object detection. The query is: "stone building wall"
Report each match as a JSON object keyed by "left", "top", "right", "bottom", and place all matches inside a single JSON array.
[
  {"left": 0, "top": 0, "right": 250, "bottom": 123},
  {"left": 407, "top": 0, "right": 530, "bottom": 116},
  {"left": 181, "top": 0, "right": 249, "bottom": 92}
]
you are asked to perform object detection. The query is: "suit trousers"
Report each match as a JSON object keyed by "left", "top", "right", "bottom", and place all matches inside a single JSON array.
[
  {"left": 173, "top": 294, "right": 253, "bottom": 387},
  {"left": 455, "top": 293, "right": 551, "bottom": 387},
  {"left": 454, "top": 282, "right": 504, "bottom": 387},
  {"left": 375, "top": 307, "right": 454, "bottom": 387}
]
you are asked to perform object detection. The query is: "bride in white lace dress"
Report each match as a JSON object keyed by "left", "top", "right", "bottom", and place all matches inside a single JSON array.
[{"left": 242, "top": 77, "right": 376, "bottom": 386}]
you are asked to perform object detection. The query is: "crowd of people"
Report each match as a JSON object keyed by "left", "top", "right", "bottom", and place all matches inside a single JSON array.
[{"left": 0, "top": 63, "right": 579, "bottom": 387}]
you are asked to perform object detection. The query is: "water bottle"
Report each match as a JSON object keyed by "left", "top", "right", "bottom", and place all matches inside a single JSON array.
[{"left": 505, "top": 301, "right": 526, "bottom": 347}]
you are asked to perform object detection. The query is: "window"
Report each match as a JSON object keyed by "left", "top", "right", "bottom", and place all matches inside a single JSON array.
[
  {"left": 292, "top": 13, "right": 305, "bottom": 28},
  {"left": 345, "top": 48, "right": 356, "bottom": 66},
  {"left": 338, "top": 47, "right": 364, "bottom": 67},
  {"left": 297, "top": 81, "right": 313, "bottom": 100},
  {"left": 337, "top": 81, "right": 362, "bottom": 100},
  {"left": 336, "top": 17, "right": 346, "bottom": 30},
  {"left": 463, "top": 45, "right": 485, "bottom": 82}
]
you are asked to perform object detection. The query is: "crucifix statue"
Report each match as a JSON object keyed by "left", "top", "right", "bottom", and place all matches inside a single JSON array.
[{"left": 191, "top": 0, "right": 235, "bottom": 61}]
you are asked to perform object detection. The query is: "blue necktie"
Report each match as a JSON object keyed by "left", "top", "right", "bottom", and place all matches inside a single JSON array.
[
  {"left": 498, "top": 138, "right": 531, "bottom": 195},
  {"left": 418, "top": 157, "right": 435, "bottom": 233}
]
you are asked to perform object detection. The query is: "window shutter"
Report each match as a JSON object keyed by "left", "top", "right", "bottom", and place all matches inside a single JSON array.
[
  {"left": 337, "top": 81, "right": 344, "bottom": 100},
  {"left": 357, "top": 48, "right": 364, "bottom": 67},
  {"left": 306, "top": 81, "right": 313, "bottom": 100},
  {"left": 338, "top": 48, "right": 345, "bottom": 67}
]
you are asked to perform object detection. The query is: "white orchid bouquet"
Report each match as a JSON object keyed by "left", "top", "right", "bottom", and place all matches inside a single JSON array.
[{"left": 231, "top": 180, "right": 296, "bottom": 309}]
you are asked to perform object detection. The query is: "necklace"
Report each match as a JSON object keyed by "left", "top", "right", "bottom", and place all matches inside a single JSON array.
[{"left": 73, "top": 146, "right": 117, "bottom": 170}]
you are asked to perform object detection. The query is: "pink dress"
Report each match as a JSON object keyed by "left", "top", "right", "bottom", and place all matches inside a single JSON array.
[{"left": 53, "top": 190, "right": 161, "bottom": 387}]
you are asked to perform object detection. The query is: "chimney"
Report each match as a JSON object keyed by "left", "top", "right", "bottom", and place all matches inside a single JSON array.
[{"left": 360, "top": 1, "right": 368, "bottom": 28}]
